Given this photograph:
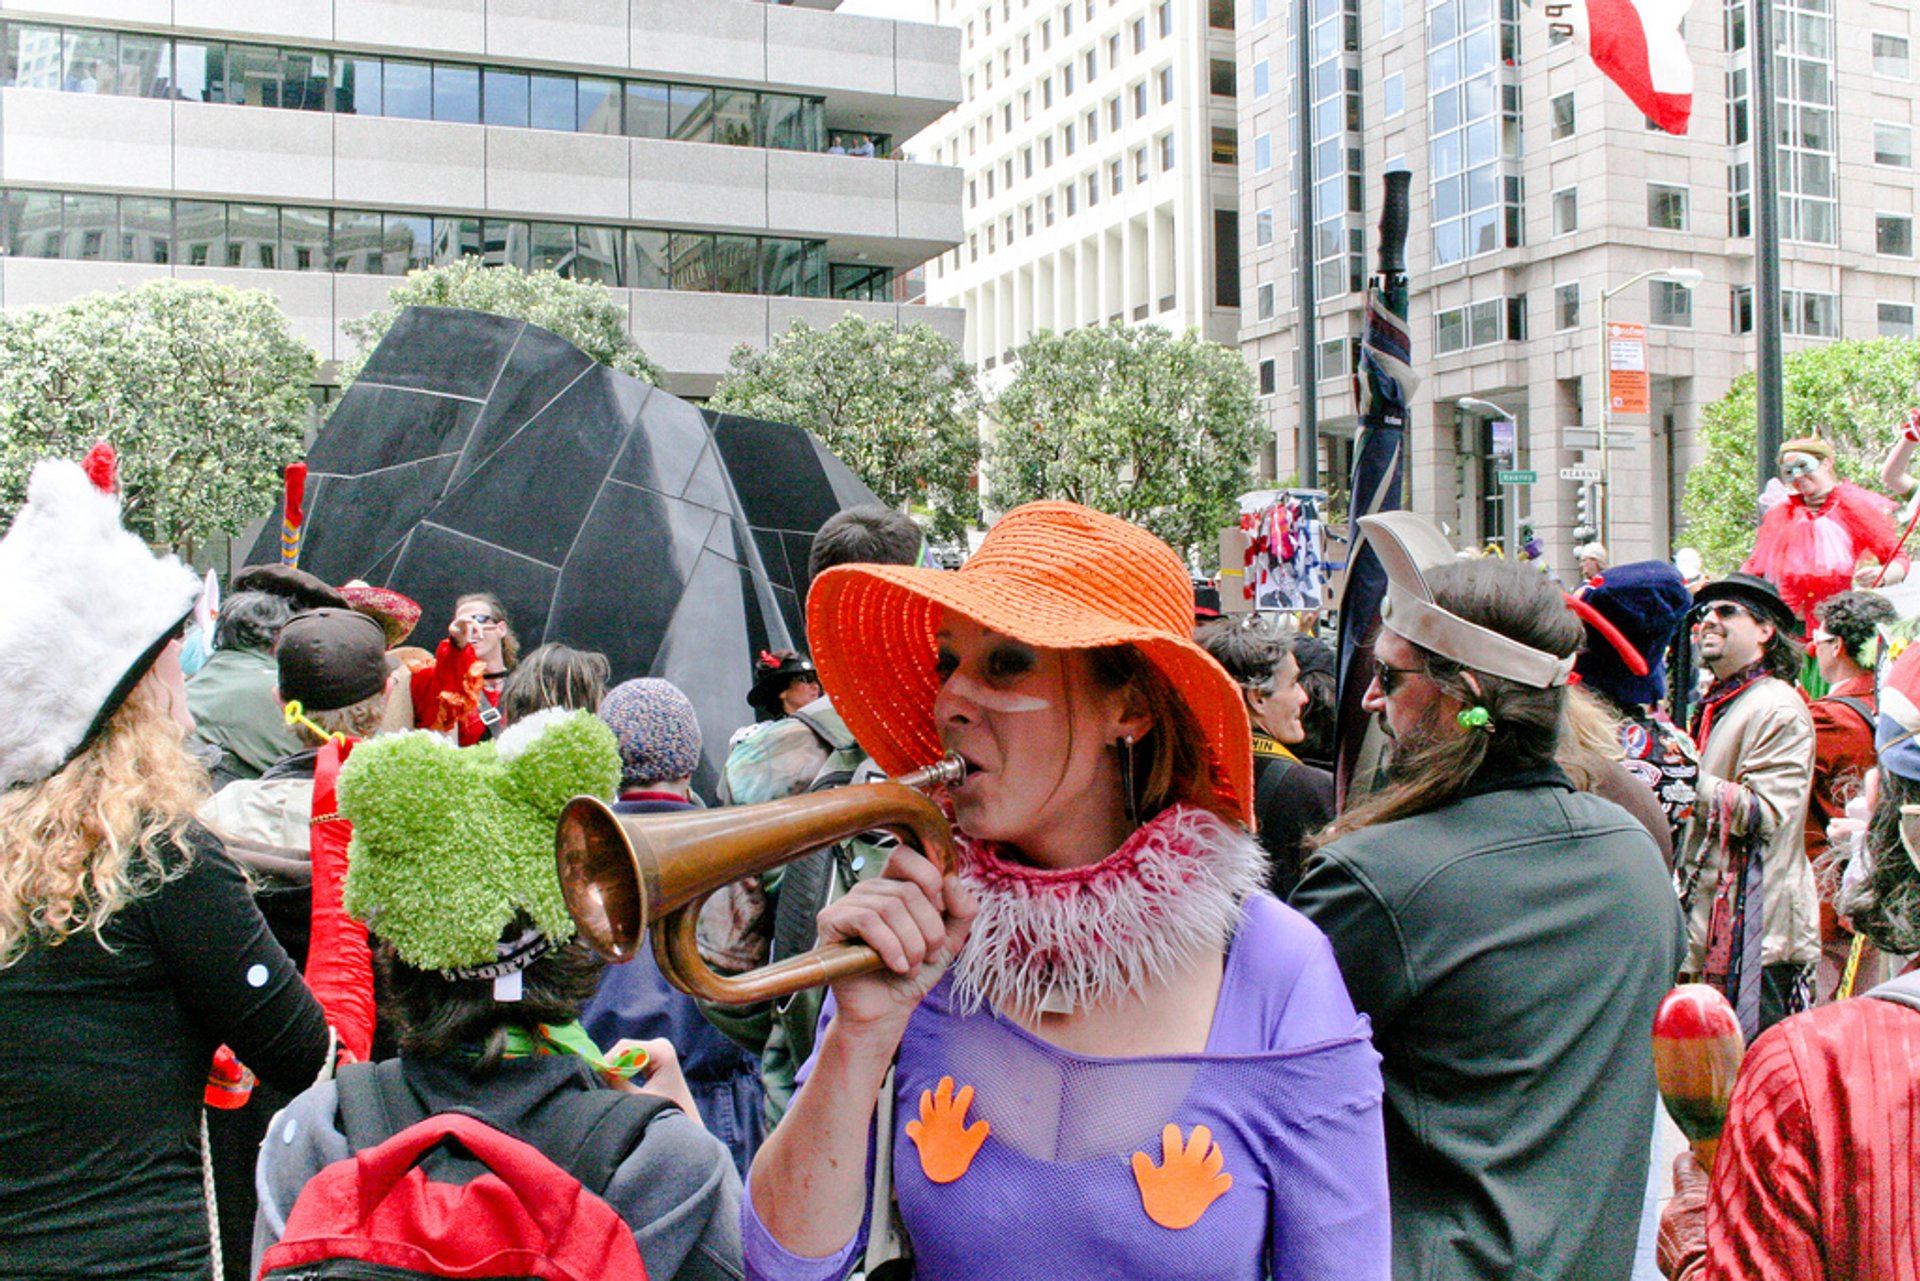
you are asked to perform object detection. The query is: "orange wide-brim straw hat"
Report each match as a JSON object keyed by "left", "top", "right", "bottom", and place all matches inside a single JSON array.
[{"left": 807, "top": 501, "right": 1253, "bottom": 826}]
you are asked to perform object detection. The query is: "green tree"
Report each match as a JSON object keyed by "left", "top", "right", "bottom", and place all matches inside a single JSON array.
[
  {"left": 1683, "top": 338, "right": 1920, "bottom": 573},
  {"left": 987, "top": 324, "right": 1259, "bottom": 560},
  {"left": 340, "top": 259, "right": 663, "bottom": 387},
  {"left": 711, "top": 313, "right": 983, "bottom": 539},
  {"left": 0, "top": 279, "right": 316, "bottom": 551}
]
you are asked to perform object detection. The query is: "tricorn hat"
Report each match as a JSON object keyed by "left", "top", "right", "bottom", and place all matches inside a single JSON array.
[
  {"left": 1357, "top": 511, "right": 1575, "bottom": 688},
  {"left": 747, "top": 649, "right": 818, "bottom": 714},
  {"left": 338, "top": 580, "right": 422, "bottom": 648},
  {"left": 231, "top": 563, "right": 349, "bottom": 612}
]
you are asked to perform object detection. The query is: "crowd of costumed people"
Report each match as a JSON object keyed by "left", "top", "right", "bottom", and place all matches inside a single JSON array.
[{"left": 1, "top": 419, "right": 1918, "bottom": 1281}]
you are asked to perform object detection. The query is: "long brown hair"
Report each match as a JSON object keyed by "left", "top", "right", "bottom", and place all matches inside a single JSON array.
[
  {"left": 1090, "top": 645, "right": 1237, "bottom": 827},
  {"left": 1317, "top": 560, "right": 1580, "bottom": 844},
  {"left": 455, "top": 591, "right": 520, "bottom": 670},
  {"left": 0, "top": 679, "right": 209, "bottom": 966}
]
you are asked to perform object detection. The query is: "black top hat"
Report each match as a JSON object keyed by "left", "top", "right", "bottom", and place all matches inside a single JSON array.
[
  {"left": 1694, "top": 571, "right": 1798, "bottom": 637},
  {"left": 747, "top": 649, "right": 818, "bottom": 714}
]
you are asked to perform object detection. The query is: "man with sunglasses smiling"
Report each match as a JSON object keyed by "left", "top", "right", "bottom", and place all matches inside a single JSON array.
[
  {"left": 1743, "top": 436, "right": 1908, "bottom": 633},
  {"left": 1675, "top": 571, "right": 1819, "bottom": 1042}
]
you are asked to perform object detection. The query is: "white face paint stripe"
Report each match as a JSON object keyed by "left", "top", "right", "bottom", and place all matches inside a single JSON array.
[{"left": 943, "top": 670, "right": 1051, "bottom": 713}]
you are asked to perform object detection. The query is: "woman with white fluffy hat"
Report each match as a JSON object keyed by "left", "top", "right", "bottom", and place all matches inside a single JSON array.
[{"left": 0, "top": 450, "right": 332, "bottom": 1280}]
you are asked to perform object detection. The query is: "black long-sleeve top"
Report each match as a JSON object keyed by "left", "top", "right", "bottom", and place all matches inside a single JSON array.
[{"left": 0, "top": 823, "right": 328, "bottom": 1279}]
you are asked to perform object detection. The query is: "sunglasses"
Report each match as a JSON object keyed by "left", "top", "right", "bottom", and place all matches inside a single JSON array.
[
  {"left": 464, "top": 612, "right": 498, "bottom": 627},
  {"left": 1699, "top": 601, "right": 1754, "bottom": 623},
  {"left": 1778, "top": 458, "right": 1818, "bottom": 481},
  {"left": 1371, "top": 657, "right": 1425, "bottom": 695}
]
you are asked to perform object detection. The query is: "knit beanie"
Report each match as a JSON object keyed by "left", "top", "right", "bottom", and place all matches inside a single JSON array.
[{"left": 599, "top": 678, "right": 703, "bottom": 787}]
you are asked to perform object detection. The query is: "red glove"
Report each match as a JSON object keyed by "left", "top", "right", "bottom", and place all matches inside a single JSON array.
[{"left": 1902, "top": 407, "right": 1920, "bottom": 444}]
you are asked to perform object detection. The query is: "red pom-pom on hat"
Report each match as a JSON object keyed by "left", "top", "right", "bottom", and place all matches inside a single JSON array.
[{"left": 81, "top": 441, "right": 117, "bottom": 495}]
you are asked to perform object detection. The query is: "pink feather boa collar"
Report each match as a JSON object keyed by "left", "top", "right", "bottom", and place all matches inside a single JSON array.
[{"left": 948, "top": 802, "right": 1267, "bottom": 1019}]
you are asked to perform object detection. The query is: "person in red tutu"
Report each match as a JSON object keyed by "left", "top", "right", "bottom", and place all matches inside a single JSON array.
[{"left": 1742, "top": 437, "right": 1906, "bottom": 632}]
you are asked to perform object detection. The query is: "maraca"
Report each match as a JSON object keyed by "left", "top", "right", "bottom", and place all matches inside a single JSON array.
[{"left": 1651, "top": 984, "right": 1745, "bottom": 1172}]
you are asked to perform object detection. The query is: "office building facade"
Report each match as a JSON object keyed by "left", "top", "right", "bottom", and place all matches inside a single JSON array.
[
  {"left": 1238, "top": 0, "right": 1920, "bottom": 568},
  {"left": 0, "top": 0, "right": 964, "bottom": 395},
  {"left": 916, "top": 0, "right": 1244, "bottom": 385}
]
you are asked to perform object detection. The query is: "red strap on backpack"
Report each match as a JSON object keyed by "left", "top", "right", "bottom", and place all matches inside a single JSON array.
[{"left": 259, "top": 1112, "right": 648, "bottom": 1281}]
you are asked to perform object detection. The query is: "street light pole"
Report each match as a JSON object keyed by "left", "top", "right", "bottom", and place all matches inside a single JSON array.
[{"left": 1594, "top": 266, "right": 1703, "bottom": 550}]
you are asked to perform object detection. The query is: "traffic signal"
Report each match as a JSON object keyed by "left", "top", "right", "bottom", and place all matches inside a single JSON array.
[{"left": 1573, "top": 484, "right": 1597, "bottom": 542}]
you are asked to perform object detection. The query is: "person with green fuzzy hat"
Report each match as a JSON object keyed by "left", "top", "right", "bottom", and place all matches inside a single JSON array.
[{"left": 250, "top": 709, "right": 744, "bottom": 1280}]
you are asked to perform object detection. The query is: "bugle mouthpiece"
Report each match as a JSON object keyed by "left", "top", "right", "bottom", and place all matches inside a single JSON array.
[{"left": 898, "top": 753, "right": 967, "bottom": 793}]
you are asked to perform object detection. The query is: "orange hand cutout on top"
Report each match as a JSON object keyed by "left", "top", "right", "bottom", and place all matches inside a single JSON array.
[
  {"left": 1131, "top": 1123, "right": 1233, "bottom": 1229},
  {"left": 905, "top": 1076, "right": 989, "bottom": 1184}
]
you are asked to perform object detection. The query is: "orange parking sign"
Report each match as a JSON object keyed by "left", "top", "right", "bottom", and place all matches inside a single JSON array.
[{"left": 1607, "top": 322, "right": 1648, "bottom": 415}]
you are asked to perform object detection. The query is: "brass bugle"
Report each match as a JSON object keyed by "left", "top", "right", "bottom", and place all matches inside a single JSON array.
[{"left": 554, "top": 754, "right": 966, "bottom": 1004}]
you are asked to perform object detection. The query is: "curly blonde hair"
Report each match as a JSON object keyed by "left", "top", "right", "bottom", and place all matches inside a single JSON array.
[{"left": 0, "top": 679, "right": 209, "bottom": 967}]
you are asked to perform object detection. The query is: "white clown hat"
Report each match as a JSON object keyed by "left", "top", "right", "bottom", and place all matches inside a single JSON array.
[{"left": 0, "top": 452, "right": 200, "bottom": 789}]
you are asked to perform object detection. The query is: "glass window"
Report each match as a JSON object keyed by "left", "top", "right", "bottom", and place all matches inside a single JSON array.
[
  {"left": 1436, "top": 307, "right": 1466, "bottom": 353},
  {"left": 528, "top": 222, "right": 574, "bottom": 273},
  {"left": 60, "top": 192, "right": 113, "bottom": 259},
  {"left": 713, "top": 89, "right": 755, "bottom": 146},
  {"left": 713, "top": 234, "right": 758, "bottom": 292},
  {"left": 670, "top": 232, "right": 716, "bottom": 290},
  {"left": 759, "top": 94, "right": 820, "bottom": 151},
  {"left": 572, "top": 226, "right": 620, "bottom": 285},
  {"left": 1551, "top": 91, "right": 1574, "bottom": 139},
  {"left": 119, "top": 196, "right": 170, "bottom": 263},
  {"left": 1731, "top": 285, "right": 1753, "bottom": 334},
  {"left": 1258, "top": 358, "right": 1277, "bottom": 396},
  {"left": 1874, "top": 33, "right": 1910, "bottom": 80},
  {"left": 433, "top": 63, "right": 479, "bottom": 124},
  {"left": 528, "top": 73, "right": 574, "bottom": 131},
  {"left": 435, "top": 216, "right": 483, "bottom": 265},
  {"left": 482, "top": 68, "right": 529, "bottom": 128},
  {"left": 1159, "top": 131, "right": 1174, "bottom": 169},
  {"left": 113, "top": 33, "right": 167, "bottom": 97},
  {"left": 1134, "top": 145, "right": 1148, "bottom": 182},
  {"left": 62, "top": 29, "right": 115, "bottom": 94},
  {"left": 227, "top": 202, "right": 278, "bottom": 268},
  {"left": 1552, "top": 188, "right": 1577, "bottom": 235},
  {"left": 1554, "top": 282, "right": 1579, "bottom": 330},
  {"left": 280, "top": 49, "right": 329, "bottom": 110},
  {"left": 1255, "top": 208, "right": 1273, "bottom": 245},
  {"left": 625, "top": 228, "right": 670, "bottom": 290},
  {"left": 1879, "top": 302, "right": 1915, "bottom": 339},
  {"left": 1652, "top": 279, "right": 1693, "bottom": 327},
  {"left": 1110, "top": 159, "right": 1122, "bottom": 193},
  {"left": 175, "top": 200, "right": 226, "bottom": 267},
  {"left": 1875, "top": 122, "right": 1912, "bottom": 167},
  {"left": 382, "top": 213, "right": 431, "bottom": 273},
  {"left": 1210, "top": 58, "right": 1234, "bottom": 96},
  {"left": 1254, "top": 134, "right": 1272, "bottom": 171},
  {"left": 383, "top": 60, "right": 432, "bottom": 120},
  {"left": 1647, "top": 183, "right": 1688, "bottom": 230},
  {"left": 278, "top": 206, "right": 326, "bottom": 271},
  {"left": 670, "top": 84, "right": 713, "bottom": 142},
  {"left": 1878, "top": 213, "right": 1914, "bottom": 257},
  {"left": 334, "top": 56, "right": 381, "bottom": 115},
  {"left": 1211, "top": 124, "right": 1236, "bottom": 165},
  {"left": 578, "top": 77, "right": 621, "bottom": 134},
  {"left": 482, "top": 219, "right": 529, "bottom": 269},
  {"left": 9, "top": 25, "right": 64, "bottom": 91},
  {"left": 761, "top": 238, "right": 825, "bottom": 297},
  {"left": 331, "top": 208, "right": 383, "bottom": 272},
  {"left": 1158, "top": 3, "right": 1172, "bottom": 37},
  {"left": 1158, "top": 65, "right": 1174, "bottom": 103},
  {"left": 625, "top": 81, "right": 670, "bottom": 138},
  {"left": 1384, "top": 0, "right": 1404, "bottom": 33},
  {"left": 223, "top": 44, "right": 282, "bottom": 107},
  {"left": 1252, "top": 60, "right": 1270, "bottom": 98}
]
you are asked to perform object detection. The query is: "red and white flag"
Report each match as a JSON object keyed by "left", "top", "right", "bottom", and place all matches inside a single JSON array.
[{"left": 1528, "top": 0, "right": 1693, "bottom": 135}]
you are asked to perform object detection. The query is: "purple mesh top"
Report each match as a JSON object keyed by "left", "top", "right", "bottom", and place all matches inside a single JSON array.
[{"left": 742, "top": 893, "right": 1389, "bottom": 1280}]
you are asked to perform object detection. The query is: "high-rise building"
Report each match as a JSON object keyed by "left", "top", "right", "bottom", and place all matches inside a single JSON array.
[
  {"left": 916, "top": 0, "right": 1244, "bottom": 382},
  {"left": 0, "top": 0, "right": 964, "bottom": 396},
  {"left": 1238, "top": 0, "right": 1920, "bottom": 568}
]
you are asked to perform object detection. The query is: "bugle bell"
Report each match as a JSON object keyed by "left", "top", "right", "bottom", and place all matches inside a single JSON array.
[{"left": 555, "top": 755, "right": 965, "bottom": 1004}]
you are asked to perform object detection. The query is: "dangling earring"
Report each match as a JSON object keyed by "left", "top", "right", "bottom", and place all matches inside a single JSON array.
[{"left": 1118, "top": 734, "right": 1140, "bottom": 826}]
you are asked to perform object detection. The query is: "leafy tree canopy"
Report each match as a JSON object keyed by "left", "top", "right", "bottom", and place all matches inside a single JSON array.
[
  {"left": 1683, "top": 338, "right": 1920, "bottom": 573},
  {"left": 0, "top": 279, "right": 316, "bottom": 551},
  {"left": 711, "top": 313, "right": 983, "bottom": 540},
  {"left": 986, "top": 324, "right": 1259, "bottom": 561},
  {"left": 340, "top": 259, "right": 662, "bottom": 387}
]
